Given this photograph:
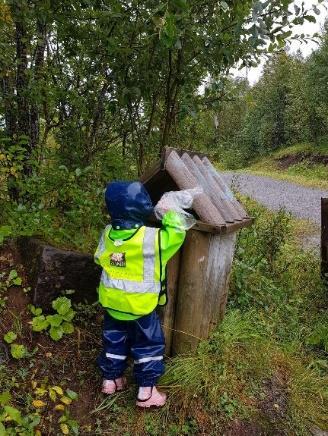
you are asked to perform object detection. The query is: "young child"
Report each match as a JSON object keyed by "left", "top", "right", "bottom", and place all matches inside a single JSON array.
[{"left": 94, "top": 181, "right": 186, "bottom": 407}]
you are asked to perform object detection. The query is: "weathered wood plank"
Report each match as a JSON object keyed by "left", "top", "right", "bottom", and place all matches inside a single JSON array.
[
  {"left": 158, "top": 251, "right": 181, "bottom": 355},
  {"left": 321, "top": 198, "right": 328, "bottom": 283},
  {"left": 222, "top": 218, "right": 253, "bottom": 234},
  {"left": 171, "top": 230, "right": 210, "bottom": 354},
  {"left": 139, "top": 162, "right": 162, "bottom": 184},
  {"left": 203, "top": 233, "right": 237, "bottom": 326},
  {"left": 147, "top": 214, "right": 252, "bottom": 235},
  {"left": 171, "top": 230, "right": 236, "bottom": 355}
]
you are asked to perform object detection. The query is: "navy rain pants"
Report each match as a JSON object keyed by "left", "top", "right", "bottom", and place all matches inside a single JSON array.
[{"left": 97, "top": 310, "right": 165, "bottom": 387}]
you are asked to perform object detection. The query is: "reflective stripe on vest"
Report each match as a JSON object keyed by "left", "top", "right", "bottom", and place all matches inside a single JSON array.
[
  {"left": 100, "top": 226, "right": 161, "bottom": 294},
  {"left": 94, "top": 225, "right": 110, "bottom": 262}
]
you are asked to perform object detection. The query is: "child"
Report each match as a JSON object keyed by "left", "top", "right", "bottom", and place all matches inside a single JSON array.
[{"left": 94, "top": 181, "right": 186, "bottom": 407}]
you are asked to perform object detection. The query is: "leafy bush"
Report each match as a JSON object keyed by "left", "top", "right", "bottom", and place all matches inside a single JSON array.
[{"left": 29, "top": 297, "right": 75, "bottom": 341}]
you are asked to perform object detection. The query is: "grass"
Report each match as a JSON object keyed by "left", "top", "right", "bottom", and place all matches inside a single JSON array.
[
  {"left": 0, "top": 197, "right": 328, "bottom": 435},
  {"left": 238, "top": 142, "right": 328, "bottom": 190}
]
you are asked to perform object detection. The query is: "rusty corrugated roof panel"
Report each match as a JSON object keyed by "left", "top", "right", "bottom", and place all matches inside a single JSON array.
[{"left": 140, "top": 146, "right": 252, "bottom": 234}]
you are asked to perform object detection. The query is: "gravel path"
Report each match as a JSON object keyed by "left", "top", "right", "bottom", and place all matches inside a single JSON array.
[{"left": 223, "top": 172, "right": 328, "bottom": 248}]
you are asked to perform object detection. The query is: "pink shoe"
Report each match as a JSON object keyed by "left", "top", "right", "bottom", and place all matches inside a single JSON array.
[
  {"left": 102, "top": 377, "right": 127, "bottom": 395},
  {"left": 136, "top": 386, "right": 166, "bottom": 408}
]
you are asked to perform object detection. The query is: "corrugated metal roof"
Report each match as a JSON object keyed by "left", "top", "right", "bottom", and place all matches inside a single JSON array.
[{"left": 140, "top": 147, "right": 252, "bottom": 234}]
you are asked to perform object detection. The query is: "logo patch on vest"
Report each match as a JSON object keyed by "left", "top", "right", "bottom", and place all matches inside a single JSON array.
[{"left": 110, "top": 252, "right": 126, "bottom": 267}]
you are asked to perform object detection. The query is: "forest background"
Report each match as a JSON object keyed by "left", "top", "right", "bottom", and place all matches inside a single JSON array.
[{"left": 0, "top": 0, "right": 327, "bottom": 250}]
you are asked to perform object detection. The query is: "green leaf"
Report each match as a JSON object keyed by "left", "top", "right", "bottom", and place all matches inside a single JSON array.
[
  {"left": 280, "top": 30, "right": 292, "bottom": 40},
  {"left": 62, "top": 322, "right": 74, "bottom": 334},
  {"left": 10, "top": 344, "right": 26, "bottom": 359},
  {"left": 4, "top": 331, "right": 17, "bottom": 344},
  {"left": 52, "top": 297, "right": 71, "bottom": 315},
  {"left": 67, "top": 418, "right": 79, "bottom": 434},
  {"left": 12, "top": 277, "right": 22, "bottom": 286},
  {"left": 47, "top": 314, "right": 63, "bottom": 327},
  {"left": 304, "top": 15, "right": 316, "bottom": 23},
  {"left": 29, "top": 304, "right": 43, "bottom": 316},
  {"left": 4, "top": 405, "right": 22, "bottom": 424},
  {"left": 49, "top": 326, "right": 64, "bottom": 341},
  {"left": 62, "top": 309, "right": 75, "bottom": 322},
  {"left": 0, "top": 391, "right": 12, "bottom": 406},
  {"left": 32, "top": 315, "right": 49, "bottom": 332},
  {"left": 8, "top": 270, "right": 18, "bottom": 281},
  {"left": 0, "top": 422, "right": 6, "bottom": 435},
  {"left": 66, "top": 389, "right": 78, "bottom": 400},
  {"left": 160, "top": 13, "right": 177, "bottom": 48},
  {"left": 49, "top": 388, "right": 57, "bottom": 402}
]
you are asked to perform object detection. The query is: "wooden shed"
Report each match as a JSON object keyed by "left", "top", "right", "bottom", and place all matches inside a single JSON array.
[{"left": 140, "top": 147, "right": 252, "bottom": 355}]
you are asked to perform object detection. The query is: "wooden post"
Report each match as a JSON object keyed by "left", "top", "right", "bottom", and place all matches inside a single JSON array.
[
  {"left": 158, "top": 251, "right": 181, "bottom": 355},
  {"left": 321, "top": 198, "right": 328, "bottom": 284},
  {"left": 171, "top": 229, "right": 236, "bottom": 355}
]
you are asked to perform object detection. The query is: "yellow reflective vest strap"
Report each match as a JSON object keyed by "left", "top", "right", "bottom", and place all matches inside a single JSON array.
[{"left": 96, "top": 225, "right": 167, "bottom": 316}]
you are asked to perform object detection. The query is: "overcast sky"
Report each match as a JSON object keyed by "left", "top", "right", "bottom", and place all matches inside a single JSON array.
[{"left": 233, "top": 0, "right": 328, "bottom": 85}]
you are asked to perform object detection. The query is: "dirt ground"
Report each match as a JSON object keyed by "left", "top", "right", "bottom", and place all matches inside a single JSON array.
[{"left": 275, "top": 152, "right": 328, "bottom": 169}]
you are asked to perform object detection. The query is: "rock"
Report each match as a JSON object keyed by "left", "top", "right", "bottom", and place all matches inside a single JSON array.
[{"left": 16, "top": 237, "right": 101, "bottom": 310}]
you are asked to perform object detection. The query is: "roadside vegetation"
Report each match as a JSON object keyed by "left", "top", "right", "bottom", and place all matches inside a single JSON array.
[
  {"left": 1, "top": 198, "right": 327, "bottom": 435},
  {"left": 235, "top": 142, "right": 328, "bottom": 190}
]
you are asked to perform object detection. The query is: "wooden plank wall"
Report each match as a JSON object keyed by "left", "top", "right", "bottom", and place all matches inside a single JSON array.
[
  {"left": 321, "top": 198, "right": 328, "bottom": 284},
  {"left": 158, "top": 251, "right": 181, "bottom": 354},
  {"left": 171, "top": 229, "right": 236, "bottom": 355}
]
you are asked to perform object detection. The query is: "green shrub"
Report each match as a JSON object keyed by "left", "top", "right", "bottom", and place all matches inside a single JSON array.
[{"left": 29, "top": 297, "right": 75, "bottom": 341}]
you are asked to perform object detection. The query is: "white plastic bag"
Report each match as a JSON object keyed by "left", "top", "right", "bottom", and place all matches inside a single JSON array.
[{"left": 154, "top": 187, "right": 203, "bottom": 230}]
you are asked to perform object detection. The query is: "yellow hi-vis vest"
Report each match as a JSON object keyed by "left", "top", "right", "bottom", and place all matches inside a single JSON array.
[{"left": 95, "top": 225, "right": 167, "bottom": 316}]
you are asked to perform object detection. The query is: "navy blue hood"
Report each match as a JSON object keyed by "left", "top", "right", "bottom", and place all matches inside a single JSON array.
[{"left": 105, "top": 181, "right": 154, "bottom": 229}]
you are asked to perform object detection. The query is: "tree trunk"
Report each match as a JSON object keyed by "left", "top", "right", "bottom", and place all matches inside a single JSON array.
[
  {"left": 30, "top": 20, "right": 47, "bottom": 152},
  {"left": 160, "top": 50, "right": 173, "bottom": 151},
  {"left": 15, "top": 13, "right": 29, "bottom": 141},
  {"left": 86, "top": 81, "right": 108, "bottom": 163},
  {"left": 160, "top": 47, "right": 183, "bottom": 151},
  {"left": 1, "top": 74, "right": 16, "bottom": 138}
]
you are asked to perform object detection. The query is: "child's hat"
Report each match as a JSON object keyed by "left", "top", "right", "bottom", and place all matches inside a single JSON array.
[{"left": 105, "top": 181, "right": 153, "bottom": 229}]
